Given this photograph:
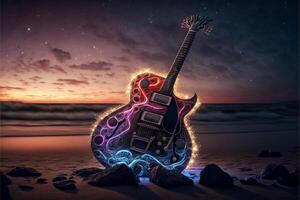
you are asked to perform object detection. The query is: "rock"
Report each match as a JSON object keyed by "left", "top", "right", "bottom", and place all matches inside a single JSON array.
[
  {"left": 258, "top": 150, "right": 282, "bottom": 157},
  {"left": 53, "top": 180, "right": 77, "bottom": 193},
  {"left": 87, "top": 164, "right": 138, "bottom": 187},
  {"left": 150, "top": 166, "right": 193, "bottom": 188},
  {"left": 199, "top": 164, "right": 233, "bottom": 188},
  {"left": 1, "top": 185, "right": 12, "bottom": 200},
  {"left": 7, "top": 167, "right": 41, "bottom": 177},
  {"left": 53, "top": 176, "right": 67, "bottom": 182},
  {"left": 261, "top": 164, "right": 289, "bottom": 180},
  {"left": 36, "top": 178, "right": 48, "bottom": 184},
  {"left": 239, "top": 167, "right": 253, "bottom": 172},
  {"left": 73, "top": 167, "right": 103, "bottom": 178},
  {"left": 18, "top": 185, "right": 34, "bottom": 191},
  {"left": 1, "top": 171, "right": 12, "bottom": 185},
  {"left": 269, "top": 152, "right": 282, "bottom": 157},
  {"left": 240, "top": 177, "right": 259, "bottom": 185},
  {"left": 258, "top": 150, "right": 269, "bottom": 157},
  {"left": 277, "top": 169, "right": 299, "bottom": 186}
]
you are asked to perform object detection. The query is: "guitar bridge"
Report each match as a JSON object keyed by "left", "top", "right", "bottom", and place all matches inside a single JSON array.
[{"left": 129, "top": 125, "right": 155, "bottom": 153}]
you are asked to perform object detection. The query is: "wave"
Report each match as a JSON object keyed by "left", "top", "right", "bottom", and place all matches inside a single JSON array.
[
  {"left": 191, "top": 111, "right": 283, "bottom": 122},
  {"left": 0, "top": 101, "right": 298, "bottom": 123},
  {"left": 1, "top": 102, "right": 119, "bottom": 112}
]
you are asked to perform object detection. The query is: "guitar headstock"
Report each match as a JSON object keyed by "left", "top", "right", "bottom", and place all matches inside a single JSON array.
[{"left": 181, "top": 15, "right": 213, "bottom": 34}]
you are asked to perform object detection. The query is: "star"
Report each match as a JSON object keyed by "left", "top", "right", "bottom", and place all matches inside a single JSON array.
[{"left": 26, "top": 27, "right": 31, "bottom": 32}]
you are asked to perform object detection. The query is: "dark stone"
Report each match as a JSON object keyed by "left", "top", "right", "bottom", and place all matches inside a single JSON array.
[
  {"left": 258, "top": 150, "right": 282, "bottom": 157},
  {"left": 73, "top": 167, "right": 103, "bottom": 178},
  {"left": 149, "top": 166, "right": 193, "bottom": 188},
  {"left": 277, "top": 169, "right": 299, "bottom": 186},
  {"left": 1, "top": 171, "right": 12, "bottom": 185},
  {"left": 239, "top": 167, "right": 253, "bottom": 172},
  {"left": 258, "top": 150, "right": 269, "bottom": 157},
  {"left": 261, "top": 164, "right": 290, "bottom": 180},
  {"left": 36, "top": 178, "right": 48, "bottom": 184},
  {"left": 87, "top": 164, "right": 138, "bottom": 187},
  {"left": 199, "top": 164, "right": 233, "bottom": 188},
  {"left": 53, "top": 180, "right": 77, "bottom": 193},
  {"left": 1, "top": 185, "right": 12, "bottom": 200},
  {"left": 53, "top": 176, "right": 67, "bottom": 182},
  {"left": 231, "top": 176, "right": 239, "bottom": 181},
  {"left": 18, "top": 185, "right": 34, "bottom": 191},
  {"left": 269, "top": 152, "right": 282, "bottom": 157},
  {"left": 240, "top": 177, "right": 259, "bottom": 185},
  {"left": 7, "top": 167, "right": 41, "bottom": 177}
]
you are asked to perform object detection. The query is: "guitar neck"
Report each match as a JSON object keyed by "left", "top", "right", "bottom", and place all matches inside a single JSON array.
[{"left": 160, "top": 30, "right": 197, "bottom": 94}]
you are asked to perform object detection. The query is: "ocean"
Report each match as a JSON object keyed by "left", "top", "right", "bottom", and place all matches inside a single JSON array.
[{"left": 1, "top": 101, "right": 298, "bottom": 136}]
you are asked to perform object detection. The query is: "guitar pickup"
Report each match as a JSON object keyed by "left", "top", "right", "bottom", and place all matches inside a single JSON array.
[
  {"left": 140, "top": 111, "right": 163, "bottom": 125},
  {"left": 151, "top": 92, "right": 172, "bottom": 106}
]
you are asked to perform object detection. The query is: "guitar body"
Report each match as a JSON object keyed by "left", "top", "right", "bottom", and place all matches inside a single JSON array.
[{"left": 91, "top": 73, "right": 197, "bottom": 176}]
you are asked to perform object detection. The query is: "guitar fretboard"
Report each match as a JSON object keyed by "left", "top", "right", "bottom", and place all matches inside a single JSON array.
[{"left": 160, "top": 30, "right": 196, "bottom": 94}]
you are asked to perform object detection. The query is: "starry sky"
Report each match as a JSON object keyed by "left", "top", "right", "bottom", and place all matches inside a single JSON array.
[{"left": 0, "top": 0, "right": 299, "bottom": 103}]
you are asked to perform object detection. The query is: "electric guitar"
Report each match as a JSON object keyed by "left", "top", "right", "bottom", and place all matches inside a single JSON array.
[{"left": 91, "top": 15, "right": 213, "bottom": 176}]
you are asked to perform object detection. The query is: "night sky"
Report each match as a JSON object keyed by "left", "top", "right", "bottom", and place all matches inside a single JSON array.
[{"left": 1, "top": 0, "right": 299, "bottom": 103}]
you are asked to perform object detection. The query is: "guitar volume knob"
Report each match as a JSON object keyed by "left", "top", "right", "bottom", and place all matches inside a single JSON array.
[{"left": 140, "top": 79, "right": 149, "bottom": 88}]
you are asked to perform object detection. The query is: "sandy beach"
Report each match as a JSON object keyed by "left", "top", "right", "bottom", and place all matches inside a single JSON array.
[{"left": 1, "top": 131, "right": 299, "bottom": 200}]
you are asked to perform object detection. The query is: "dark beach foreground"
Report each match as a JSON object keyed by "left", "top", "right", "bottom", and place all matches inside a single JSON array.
[
  {"left": 1, "top": 132, "right": 299, "bottom": 200},
  {"left": 0, "top": 102, "right": 299, "bottom": 199}
]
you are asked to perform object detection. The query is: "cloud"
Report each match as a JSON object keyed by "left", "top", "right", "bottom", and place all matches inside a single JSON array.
[
  {"left": 83, "top": 23, "right": 146, "bottom": 50},
  {"left": 69, "top": 61, "right": 113, "bottom": 71},
  {"left": 52, "top": 82, "right": 64, "bottom": 86},
  {"left": 31, "top": 59, "right": 67, "bottom": 74},
  {"left": 29, "top": 76, "right": 42, "bottom": 81},
  {"left": 0, "top": 86, "right": 26, "bottom": 90},
  {"left": 83, "top": 22, "right": 174, "bottom": 68},
  {"left": 117, "top": 65, "right": 139, "bottom": 73},
  {"left": 113, "top": 56, "right": 130, "bottom": 62},
  {"left": 106, "top": 72, "right": 115, "bottom": 77},
  {"left": 51, "top": 48, "right": 71, "bottom": 63},
  {"left": 125, "top": 48, "right": 171, "bottom": 65},
  {"left": 18, "top": 79, "right": 30, "bottom": 85},
  {"left": 56, "top": 78, "right": 89, "bottom": 85},
  {"left": 6, "top": 57, "right": 66, "bottom": 74},
  {"left": 111, "top": 91, "right": 125, "bottom": 94}
]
